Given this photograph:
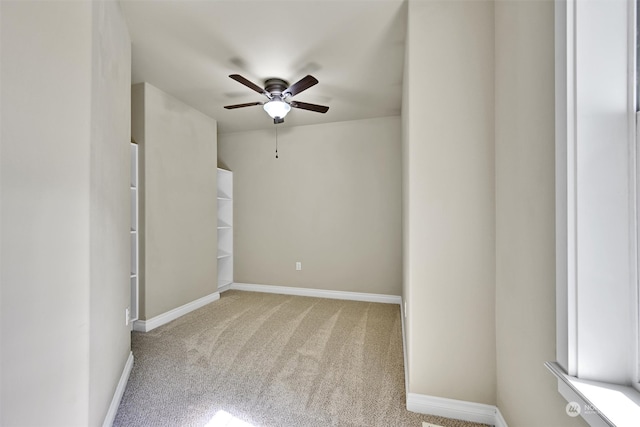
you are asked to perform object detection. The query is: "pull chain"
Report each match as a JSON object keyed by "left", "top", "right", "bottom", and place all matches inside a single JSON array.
[{"left": 275, "top": 125, "right": 279, "bottom": 159}]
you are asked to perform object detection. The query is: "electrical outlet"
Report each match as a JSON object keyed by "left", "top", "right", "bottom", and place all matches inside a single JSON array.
[
  {"left": 125, "top": 307, "right": 130, "bottom": 325},
  {"left": 422, "top": 423, "right": 444, "bottom": 427},
  {"left": 296, "top": 261, "right": 302, "bottom": 271}
]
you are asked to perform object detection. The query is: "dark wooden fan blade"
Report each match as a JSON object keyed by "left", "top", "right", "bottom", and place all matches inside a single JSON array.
[
  {"left": 290, "top": 101, "right": 329, "bottom": 113},
  {"left": 282, "top": 75, "right": 318, "bottom": 97},
  {"left": 224, "top": 102, "right": 263, "bottom": 109},
  {"left": 229, "top": 74, "right": 269, "bottom": 97}
]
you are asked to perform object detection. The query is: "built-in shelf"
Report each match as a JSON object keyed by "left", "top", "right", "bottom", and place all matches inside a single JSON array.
[
  {"left": 130, "top": 143, "right": 139, "bottom": 324},
  {"left": 217, "top": 187, "right": 232, "bottom": 199},
  {"left": 217, "top": 168, "right": 233, "bottom": 291},
  {"left": 218, "top": 220, "right": 232, "bottom": 229},
  {"left": 217, "top": 249, "right": 231, "bottom": 259}
]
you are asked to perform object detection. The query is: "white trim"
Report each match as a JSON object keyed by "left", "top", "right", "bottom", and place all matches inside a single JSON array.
[
  {"left": 555, "top": 0, "right": 579, "bottom": 376},
  {"left": 400, "top": 297, "right": 409, "bottom": 397},
  {"left": 401, "top": 300, "right": 508, "bottom": 427},
  {"left": 102, "top": 352, "right": 134, "bottom": 427},
  {"left": 632, "top": 1, "right": 640, "bottom": 394},
  {"left": 406, "top": 393, "right": 501, "bottom": 426},
  {"left": 230, "top": 283, "right": 401, "bottom": 305},
  {"left": 635, "top": 115, "right": 640, "bottom": 391},
  {"left": 625, "top": 0, "right": 638, "bottom": 392},
  {"left": 555, "top": 0, "right": 636, "bottom": 385},
  {"left": 217, "top": 282, "right": 233, "bottom": 293},
  {"left": 133, "top": 291, "right": 220, "bottom": 332},
  {"left": 494, "top": 408, "right": 509, "bottom": 427},
  {"left": 546, "top": 362, "right": 616, "bottom": 427},
  {"left": 556, "top": 381, "right": 611, "bottom": 427}
]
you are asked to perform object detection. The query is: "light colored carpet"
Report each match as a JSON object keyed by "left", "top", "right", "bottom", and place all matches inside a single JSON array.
[{"left": 114, "top": 290, "right": 489, "bottom": 427}]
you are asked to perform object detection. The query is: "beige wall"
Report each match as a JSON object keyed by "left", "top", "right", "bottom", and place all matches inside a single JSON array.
[
  {"left": 89, "top": 1, "right": 131, "bottom": 425},
  {"left": 401, "top": 0, "right": 411, "bottom": 373},
  {"left": 1, "top": 1, "right": 131, "bottom": 425},
  {"left": 1, "top": 2, "right": 92, "bottom": 423},
  {"left": 494, "top": 1, "right": 587, "bottom": 426},
  {"left": 403, "top": 0, "right": 496, "bottom": 404},
  {"left": 218, "top": 117, "right": 402, "bottom": 296},
  {"left": 132, "top": 83, "right": 218, "bottom": 319}
]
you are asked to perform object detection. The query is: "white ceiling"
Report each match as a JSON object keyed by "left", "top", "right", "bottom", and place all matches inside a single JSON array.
[{"left": 119, "top": 0, "right": 407, "bottom": 133}]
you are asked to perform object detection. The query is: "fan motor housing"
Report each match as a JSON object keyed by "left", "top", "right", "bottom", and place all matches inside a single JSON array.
[{"left": 264, "top": 78, "right": 289, "bottom": 96}]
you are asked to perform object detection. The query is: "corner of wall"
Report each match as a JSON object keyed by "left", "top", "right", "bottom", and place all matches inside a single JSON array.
[
  {"left": 88, "top": 0, "right": 133, "bottom": 424},
  {"left": 403, "top": 0, "right": 496, "bottom": 406},
  {"left": 136, "top": 83, "right": 218, "bottom": 319}
]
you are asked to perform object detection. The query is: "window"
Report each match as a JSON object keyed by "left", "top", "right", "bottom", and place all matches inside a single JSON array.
[{"left": 549, "top": 0, "right": 640, "bottom": 425}]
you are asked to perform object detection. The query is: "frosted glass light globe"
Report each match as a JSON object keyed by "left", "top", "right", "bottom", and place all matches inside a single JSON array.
[{"left": 263, "top": 100, "right": 291, "bottom": 119}]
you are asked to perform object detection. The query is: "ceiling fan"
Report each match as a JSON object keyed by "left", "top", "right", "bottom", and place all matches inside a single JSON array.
[{"left": 224, "top": 74, "right": 329, "bottom": 124}]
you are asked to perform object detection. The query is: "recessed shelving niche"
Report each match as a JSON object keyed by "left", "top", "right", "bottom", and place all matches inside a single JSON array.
[{"left": 217, "top": 168, "right": 233, "bottom": 291}]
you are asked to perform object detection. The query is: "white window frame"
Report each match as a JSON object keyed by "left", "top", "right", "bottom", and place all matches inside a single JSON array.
[{"left": 549, "top": 0, "right": 640, "bottom": 426}]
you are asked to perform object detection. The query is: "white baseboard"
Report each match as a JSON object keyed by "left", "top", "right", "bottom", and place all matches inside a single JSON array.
[
  {"left": 407, "top": 393, "right": 505, "bottom": 426},
  {"left": 102, "top": 351, "right": 134, "bottom": 427},
  {"left": 230, "top": 283, "right": 401, "bottom": 305},
  {"left": 217, "top": 282, "right": 233, "bottom": 293},
  {"left": 400, "top": 297, "right": 409, "bottom": 397},
  {"left": 401, "top": 301, "right": 507, "bottom": 427},
  {"left": 494, "top": 407, "right": 508, "bottom": 427},
  {"left": 133, "top": 291, "right": 220, "bottom": 332}
]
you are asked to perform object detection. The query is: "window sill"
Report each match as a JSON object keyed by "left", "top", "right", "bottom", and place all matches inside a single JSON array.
[{"left": 545, "top": 362, "right": 640, "bottom": 427}]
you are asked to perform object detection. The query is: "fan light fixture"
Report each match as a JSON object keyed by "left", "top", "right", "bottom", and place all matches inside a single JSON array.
[
  {"left": 224, "top": 74, "right": 329, "bottom": 125},
  {"left": 263, "top": 99, "right": 291, "bottom": 119}
]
